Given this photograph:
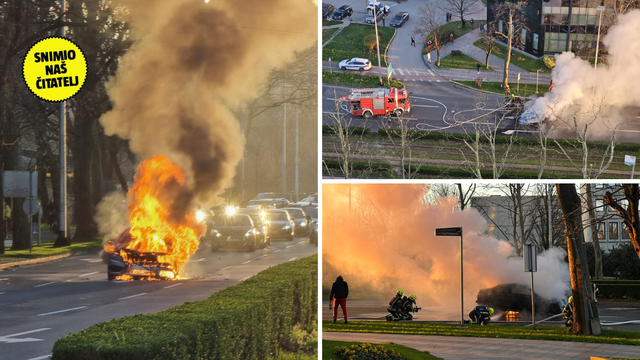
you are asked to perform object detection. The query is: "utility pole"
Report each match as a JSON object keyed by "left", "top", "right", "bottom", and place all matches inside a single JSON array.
[
  {"left": 294, "top": 104, "right": 299, "bottom": 202},
  {"left": 373, "top": 5, "right": 383, "bottom": 86},
  {"left": 55, "top": 0, "right": 69, "bottom": 247},
  {"left": 281, "top": 83, "right": 287, "bottom": 200}
]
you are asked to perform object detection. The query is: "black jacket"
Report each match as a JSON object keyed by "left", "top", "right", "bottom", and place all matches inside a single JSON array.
[{"left": 330, "top": 276, "right": 349, "bottom": 300}]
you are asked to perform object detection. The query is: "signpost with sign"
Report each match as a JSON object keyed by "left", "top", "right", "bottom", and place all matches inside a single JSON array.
[
  {"left": 435, "top": 227, "right": 464, "bottom": 327},
  {"left": 625, "top": 155, "right": 636, "bottom": 179},
  {"left": 2, "top": 171, "right": 39, "bottom": 252},
  {"left": 524, "top": 243, "right": 538, "bottom": 329}
]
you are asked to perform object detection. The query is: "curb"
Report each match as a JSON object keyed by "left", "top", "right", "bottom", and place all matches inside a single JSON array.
[
  {"left": 383, "top": 27, "right": 397, "bottom": 68},
  {"left": 0, "top": 247, "right": 102, "bottom": 270},
  {"left": 450, "top": 80, "right": 505, "bottom": 96}
]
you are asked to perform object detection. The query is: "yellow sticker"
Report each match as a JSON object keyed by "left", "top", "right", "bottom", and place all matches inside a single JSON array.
[{"left": 23, "top": 37, "right": 87, "bottom": 102}]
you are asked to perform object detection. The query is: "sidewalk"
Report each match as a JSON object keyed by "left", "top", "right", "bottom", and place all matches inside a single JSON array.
[{"left": 323, "top": 332, "right": 640, "bottom": 360}]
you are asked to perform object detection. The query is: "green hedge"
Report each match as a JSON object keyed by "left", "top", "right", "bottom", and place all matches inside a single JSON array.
[
  {"left": 52, "top": 255, "right": 318, "bottom": 360},
  {"left": 403, "top": 164, "right": 579, "bottom": 179},
  {"left": 594, "top": 283, "right": 640, "bottom": 299},
  {"left": 322, "top": 125, "right": 370, "bottom": 136},
  {"left": 323, "top": 159, "right": 392, "bottom": 172}
]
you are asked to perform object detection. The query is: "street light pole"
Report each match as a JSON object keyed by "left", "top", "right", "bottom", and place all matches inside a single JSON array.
[
  {"left": 57, "top": 0, "right": 68, "bottom": 244},
  {"left": 373, "top": 5, "right": 383, "bottom": 86},
  {"left": 435, "top": 227, "right": 465, "bottom": 327},
  {"left": 536, "top": 69, "right": 540, "bottom": 94},
  {"left": 594, "top": 6, "right": 605, "bottom": 85}
]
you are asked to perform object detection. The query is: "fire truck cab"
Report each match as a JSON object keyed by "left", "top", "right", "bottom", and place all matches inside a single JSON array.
[{"left": 341, "top": 87, "right": 411, "bottom": 119}]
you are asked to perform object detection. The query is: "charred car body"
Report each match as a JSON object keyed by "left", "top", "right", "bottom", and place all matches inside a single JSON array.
[
  {"left": 476, "top": 283, "right": 563, "bottom": 316},
  {"left": 106, "top": 229, "right": 177, "bottom": 281}
]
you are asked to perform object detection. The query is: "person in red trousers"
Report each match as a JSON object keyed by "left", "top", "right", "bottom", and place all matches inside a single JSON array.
[{"left": 329, "top": 275, "right": 349, "bottom": 323}]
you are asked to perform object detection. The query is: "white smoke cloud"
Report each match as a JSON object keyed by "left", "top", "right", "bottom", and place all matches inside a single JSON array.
[{"left": 531, "top": 10, "right": 640, "bottom": 137}]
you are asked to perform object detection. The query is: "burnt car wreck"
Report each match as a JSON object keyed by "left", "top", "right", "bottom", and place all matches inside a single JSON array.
[
  {"left": 107, "top": 249, "right": 176, "bottom": 281},
  {"left": 476, "top": 283, "right": 563, "bottom": 317}
]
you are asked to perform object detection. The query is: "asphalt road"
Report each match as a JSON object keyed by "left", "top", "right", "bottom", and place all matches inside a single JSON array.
[
  {"left": 322, "top": 299, "right": 640, "bottom": 332},
  {"left": 0, "top": 236, "right": 317, "bottom": 360}
]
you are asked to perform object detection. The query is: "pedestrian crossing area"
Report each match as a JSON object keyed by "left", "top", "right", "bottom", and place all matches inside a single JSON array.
[{"left": 390, "top": 67, "right": 448, "bottom": 82}]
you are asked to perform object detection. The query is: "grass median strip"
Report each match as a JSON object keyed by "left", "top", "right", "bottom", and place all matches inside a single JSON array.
[
  {"left": 473, "top": 39, "right": 550, "bottom": 73},
  {"left": 422, "top": 21, "right": 475, "bottom": 55},
  {"left": 437, "top": 51, "right": 493, "bottom": 70},
  {"left": 0, "top": 237, "right": 102, "bottom": 262},
  {"left": 323, "top": 71, "right": 404, "bottom": 89},
  {"left": 323, "top": 340, "right": 443, "bottom": 360},
  {"left": 322, "top": 28, "right": 340, "bottom": 44},
  {"left": 322, "top": 321, "right": 640, "bottom": 346},
  {"left": 323, "top": 24, "right": 396, "bottom": 67},
  {"left": 455, "top": 80, "right": 550, "bottom": 97}
]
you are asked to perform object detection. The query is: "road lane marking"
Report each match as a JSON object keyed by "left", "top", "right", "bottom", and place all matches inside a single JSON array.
[
  {"left": 238, "top": 276, "right": 253, "bottom": 282},
  {"left": 397, "top": 68, "right": 404, "bottom": 75},
  {"left": 26, "top": 355, "right": 51, "bottom": 360},
  {"left": 34, "top": 281, "right": 58, "bottom": 288},
  {"left": 412, "top": 105, "right": 439, "bottom": 108},
  {"left": 286, "top": 245, "right": 294, "bottom": 248},
  {"left": 79, "top": 259, "right": 102, "bottom": 263},
  {"left": 288, "top": 257, "right": 298, "bottom": 262},
  {"left": 37, "top": 306, "right": 87, "bottom": 316},
  {"left": 298, "top": 241, "right": 306, "bottom": 244},
  {"left": 220, "top": 266, "right": 232, "bottom": 270},
  {"left": 0, "top": 278, "right": 9, "bottom": 281},
  {"left": 118, "top": 293, "right": 147, "bottom": 300},
  {"left": 272, "top": 249, "right": 280, "bottom": 253},
  {"left": 78, "top": 271, "right": 99, "bottom": 277},
  {"left": 163, "top": 283, "right": 184, "bottom": 289},
  {"left": 0, "top": 292, "right": 5, "bottom": 295},
  {"left": 240, "top": 260, "right": 252, "bottom": 265},
  {"left": 0, "top": 328, "right": 51, "bottom": 344},
  {"left": 190, "top": 258, "right": 206, "bottom": 263}
]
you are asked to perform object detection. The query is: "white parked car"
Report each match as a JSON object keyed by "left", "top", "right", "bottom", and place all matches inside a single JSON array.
[{"left": 339, "top": 58, "right": 372, "bottom": 71}]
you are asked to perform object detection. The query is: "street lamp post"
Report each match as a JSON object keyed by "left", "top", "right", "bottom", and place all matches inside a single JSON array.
[
  {"left": 536, "top": 69, "right": 540, "bottom": 94},
  {"left": 58, "top": 0, "right": 68, "bottom": 244},
  {"left": 373, "top": 5, "right": 383, "bottom": 86},
  {"left": 435, "top": 227, "right": 465, "bottom": 327},
  {"left": 594, "top": 6, "right": 605, "bottom": 84}
]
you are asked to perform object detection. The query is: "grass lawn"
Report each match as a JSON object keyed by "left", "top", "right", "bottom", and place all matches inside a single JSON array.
[
  {"left": 437, "top": 52, "right": 494, "bottom": 70},
  {"left": 323, "top": 28, "right": 340, "bottom": 44},
  {"left": 323, "top": 340, "right": 443, "bottom": 360},
  {"left": 456, "top": 80, "right": 550, "bottom": 97},
  {"left": 322, "top": 20, "right": 344, "bottom": 26},
  {"left": 323, "top": 24, "right": 396, "bottom": 67},
  {"left": 473, "top": 39, "right": 550, "bottom": 73},
  {"left": 0, "top": 237, "right": 102, "bottom": 261},
  {"left": 322, "top": 321, "right": 640, "bottom": 346},
  {"left": 422, "top": 21, "right": 475, "bottom": 55},
  {"left": 323, "top": 71, "right": 404, "bottom": 89}
]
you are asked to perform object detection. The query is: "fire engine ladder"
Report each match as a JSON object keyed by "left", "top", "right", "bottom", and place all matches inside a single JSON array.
[{"left": 348, "top": 88, "right": 389, "bottom": 100}]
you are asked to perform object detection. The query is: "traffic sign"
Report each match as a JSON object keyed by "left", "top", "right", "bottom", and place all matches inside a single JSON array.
[
  {"left": 524, "top": 244, "right": 537, "bottom": 272},
  {"left": 624, "top": 155, "right": 636, "bottom": 166},
  {"left": 22, "top": 198, "right": 40, "bottom": 216},
  {"left": 435, "top": 227, "right": 462, "bottom": 236}
]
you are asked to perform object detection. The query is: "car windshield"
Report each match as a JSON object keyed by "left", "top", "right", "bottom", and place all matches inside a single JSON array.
[
  {"left": 335, "top": 8, "right": 344, "bottom": 13},
  {"left": 267, "top": 212, "right": 289, "bottom": 221},
  {"left": 284, "top": 209, "right": 304, "bottom": 218},
  {"left": 393, "top": 15, "right": 402, "bottom": 20},
  {"left": 216, "top": 215, "right": 251, "bottom": 227}
]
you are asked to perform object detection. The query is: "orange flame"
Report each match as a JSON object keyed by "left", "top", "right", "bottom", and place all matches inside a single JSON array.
[{"left": 123, "top": 155, "right": 204, "bottom": 276}]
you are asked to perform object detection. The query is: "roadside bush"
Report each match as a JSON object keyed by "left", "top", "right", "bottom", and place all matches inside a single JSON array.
[
  {"left": 543, "top": 56, "right": 555, "bottom": 69},
  {"left": 323, "top": 159, "right": 391, "bottom": 172},
  {"left": 364, "top": 33, "right": 378, "bottom": 54},
  {"left": 323, "top": 125, "right": 370, "bottom": 136},
  {"left": 474, "top": 78, "right": 483, "bottom": 88},
  {"left": 451, "top": 50, "right": 463, "bottom": 57},
  {"left": 52, "top": 255, "right": 318, "bottom": 360},
  {"left": 334, "top": 343, "right": 407, "bottom": 360},
  {"left": 603, "top": 243, "right": 640, "bottom": 280}
]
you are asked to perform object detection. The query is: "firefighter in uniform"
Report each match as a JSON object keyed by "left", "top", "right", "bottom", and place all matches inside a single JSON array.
[
  {"left": 399, "top": 294, "right": 419, "bottom": 320},
  {"left": 563, "top": 296, "right": 574, "bottom": 327},
  {"left": 469, "top": 305, "right": 493, "bottom": 325},
  {"left": 386, "top": 290, "right": 404, "bottom": 321}
]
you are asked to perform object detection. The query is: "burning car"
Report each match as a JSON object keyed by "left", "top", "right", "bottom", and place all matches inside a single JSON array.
[
  {"left": 476, "top": 283, "right": 563, "bottom": 316},
  {"left": 108, "top": 248, "right": 176, "bottom": 281}
]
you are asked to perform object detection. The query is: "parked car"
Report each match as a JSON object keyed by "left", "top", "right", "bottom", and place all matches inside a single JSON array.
[
  {"left": 283, "top": 207, "right": 310, "bottom": 236},
  {"left": 265, "top": 209, "right": 295, "bottom": 241},
  {"left": 332, "top": 5, "right": 353, "bottom": 20},
  {"left": 339, "top": 58, "right": 372, "bottom": 71},
  {"left": 365, "top": 8, "right": 385, "bottom": 24},
  {"left": 309, "top": 207, "right": 318, "bottom": 245},
  {"left": 390, "top": 12, "right": 409, "bottom": 27},
  {"left": 247, "top": 198, "right": 289, "bottom": 208},
  {"left": 322, "top": 3, "right": 335, "bottom": 18},
  {"left": 211, "top": 214, "right": 259, "bottom": 251}
]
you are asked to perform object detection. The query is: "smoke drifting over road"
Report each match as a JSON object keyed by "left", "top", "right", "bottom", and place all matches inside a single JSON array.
[
  {"left": 531, "top": 10, "right": 640, "bottom": 134},
  {"left": 99, "top": 0, "right": 317, "bottom": 208},
  {"left": 323, "top": 184, "right": 570, "bottom": 309}
]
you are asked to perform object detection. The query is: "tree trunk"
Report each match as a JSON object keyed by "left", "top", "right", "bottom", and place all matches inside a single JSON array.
[
  {"left": 71, "top": 120, "right": 98, "bottom": 239},
  {"left": 485, "top": 50, "right": 491, "bottom": 69},
  {"left": 503, "top": 13, "right": 513, "bottom": 90},
  {"left": 556, "top": 184, "right": 600, "bottom": 335},
  {"left": 585, "top": 184, "right": 603, "bottom": 279}
]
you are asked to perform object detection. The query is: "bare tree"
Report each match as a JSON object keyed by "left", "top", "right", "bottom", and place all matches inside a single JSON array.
[
  {"left": 380, "top": 115, "right": 426, "bottom": 179},
  {"left": 413, "top": 1, "right": 446, "bottom": 67},
  {"left": 556, "top": 184, "right": 601, "bottom": 335},
  {"left": 438, "top": 0, "right": 481, "bottom": 28},
  {"left": 604, "top": 184, "right": 640, "bottom": 261},
  {"left": 479, "top": 22, "right": 499, "bottom": 70},
  {"left": 584, "top": 184, "right": 604, "bottom": 279},
  {"left": 457, "top": 183, "right": 475, "bottom": 210},
  {"left": 492, "top": 1, "right": 529, "bottom": 91}
]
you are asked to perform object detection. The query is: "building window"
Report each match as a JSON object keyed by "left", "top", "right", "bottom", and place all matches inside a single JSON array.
[
  {"left": 521, "top": 28, "right": 527, "bottom": 45},
  {"left": 622, "top": 223, "right": 631, "bottom": 240},
  {"left": 609, "top": 222, "right": 619, "bottom": 240},
  {"left": 595, "top": 198, "right": 605, "bottom": 213},
  {"left": 597, "top": 222, "right": 606, "bottom": 240},
  {"left": 533, "top": 33, "right": 539, "bottom": 51},
  {"left": 499, "top": 20, "right": 503, "bottom": 33}
]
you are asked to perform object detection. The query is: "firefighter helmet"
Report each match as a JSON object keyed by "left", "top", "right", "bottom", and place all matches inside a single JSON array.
[
  {"left": 489, "top": 307, "right": 494, "bottom": 314},
  {"left": 410, "top": 294, "right": 416, "bottom": 301},
  {"left": 568, "top": 296, "right": 573, "bottom": 303},
  {"left": 397, "top": 290, "right": 404, "bottom": 296}
]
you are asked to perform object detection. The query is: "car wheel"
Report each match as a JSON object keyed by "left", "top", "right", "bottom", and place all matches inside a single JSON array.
[
  {"left": 359, "top": 67, "right": 364, "bottom": 71},
  {"left": 394, "top": 109, "right": 404, "bottom": 117},
  {"left": 249, "top": 239, "right": 256, "bottom": 251},
  {"left": 288, "top": 234, "right": 295, "bottom": 241},
  {"left": 108, "top": 273, "right": 115, "bottom": 281},
  {"left": 341, "top": 66, "right": 346, "bottom": 70},
  {"left": 363, "top": 110, "right": 373, "bottom": 119}
]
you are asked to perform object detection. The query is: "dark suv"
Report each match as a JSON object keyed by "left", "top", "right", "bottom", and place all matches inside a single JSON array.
[{"left": 332, "top": 5, "right": 353, "bottom": 20}]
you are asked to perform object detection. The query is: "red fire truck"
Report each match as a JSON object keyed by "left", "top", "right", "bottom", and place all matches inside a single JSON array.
[{"left": 340, "top": 87, "right": 411, "bottom": 119}]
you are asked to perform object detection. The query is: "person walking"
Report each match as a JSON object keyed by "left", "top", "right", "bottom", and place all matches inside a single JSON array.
[
  {"left": 427, "top": 51, "right": 431, "bottom": 63},
  {"left": 329, "top": 275, "right": 349, "bottom": 324},
  {"left": 411, "top": 36, "right": 415, "bottom": 47},
  {"left": 549, "top": 79, "right": 555, "bottom": 91},
  {"left": 427, "top": 40, "right": 432, "bottom": 51},
  {"left": 477, "top": 61, "right": 481, "bottom": 74},
  {"left": 470, "top": 18, "right": 474, "bottom": 29},
  {"left": 450, "top": 32, "right": 454, "bottom": 43}
]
